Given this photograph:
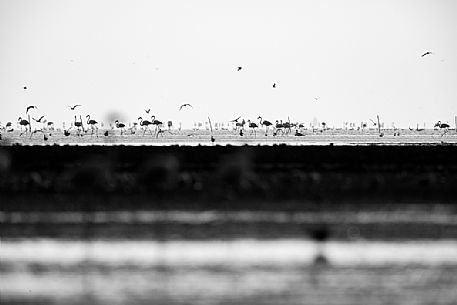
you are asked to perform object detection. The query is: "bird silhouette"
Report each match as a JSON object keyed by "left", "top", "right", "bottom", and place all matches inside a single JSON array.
[
  {"left": 272, "top": 83, "right": 276, "bottom": 88},
  {"left": 247, "top": 120, "right": 258, "bottom": 137},
  {"left": 138, "top": 117, "right": 154, "bottom": 135},
  {"left": 435, "top": 121, "right": 450, "bottom": 129},
  {"left": 421, "top": 51, "right": 433, "bottom": 57},
  {"left": 68, "top": 104, "right": 82, "bottom": 110},
  {"left": 237, "top": 66, "right": 242, "bottom": 71},
  {"left": 18, "top": 117, "right": 30, "bottom": 136},
  {"left": 33, "top": 116, "right": 45, "bottom": 123},
  {"left": 314, "top": 97, "right": 320, "bottom": 102},
  {"left": 23, "top": 86, "right": 27, "bottom": 90},
  {"left": 74, "top": 116, "right": 84, "bottom": 136},
  {"left": 258, "top": 116, "right": 273, "bottom": 136},
  {"left": 86, "top": 115, "right": 98, "bottom": 136},
  {"left": 145, "top": 109, "right": 151, "bottom": 114},
  {"left": 26, "top": 105, "right": 37, "bottom": 114},
  {"left": 230, "top": 116, "right": 241, "bottom": 123},
  {"left": 114, "top": 120, "right": 126, "bottom": 135},
  {"left": 179, "top": 103, "right": 193, "bottom": 111}
]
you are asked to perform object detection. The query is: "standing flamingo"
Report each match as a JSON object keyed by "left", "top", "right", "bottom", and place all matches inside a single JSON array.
[
  {"left": 138, "top": 117, "right": 153, "bottom": 135},
  {"left": 86, "top": 115, "right": 98, "bottom": 136},
  {"left": 150, "top": 115, "right": 163, "bottom": 137},
  {"left": 18, "top": 117, "right": 30, "bottom": 136},
  {"left": 258, "top": 116, "right": 273, "bottom": 136},
  {"left": 247, "top": 120, "right": 258, "bottom": 137},
  {"left": 274, "top": 120, "right": 284, "bottom": 136},
  {"left": 114, "top": 120, "right": 126, "bottom": 135},
  {"left": 74, "top": 115, "right": 84, "bottom": 136}
]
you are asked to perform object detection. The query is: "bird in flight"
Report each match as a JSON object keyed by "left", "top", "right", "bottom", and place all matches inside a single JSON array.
[
  {"left": 26, "top": 105, "right": 37, "bottom": 114},
  {"left": 421, "top": 51, "right": 433, "bottom": 57},
  {"left": 314, "top": 97, "right": 320, "bottom": 102},
  {"left": 272, "top": 83, "right": 276, "bottom": 88},
  {"left": 179, "top": 103, "right": 193, "bottom": 111},
  {"left": 145, "top": 109, "right": 151, "bottom": 114},
  {"left": 237, "top": 66, "right": 242, "bottom": 71},
  {"left": 33, "top": 116, "right": 45, "bottom": 123},
  {"left": 68, "top": 104, "right": 82, "bottom": 110},
  {"left": 230, "top": 116, "right": 242, "bottom": 122}
]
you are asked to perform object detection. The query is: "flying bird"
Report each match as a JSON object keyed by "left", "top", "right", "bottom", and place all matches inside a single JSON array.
[
  {"left": 145, "top": 109, "right": 151, "bottom": 114},
  {"left": 179, "top": 103, "right": 193, "bottom": 111},
  {"left": 68, "top": 104, "right": 82, "bottom": 110},
  {"left": 26, "top": 105, "right": 37, "bottom": 114},
  {"left": 421, "top": 51, "right": 433, "bottom": 57},
  {"left": 314, "top": 97, "right": 320, "bottom": 102},
  {"left": 33, "top": 116, "right": 45, "bottom": 123},
  {"left": 237, "top": 66, "right": 242, "bottom": 71},
  {"left": 230, "top": 116, "right": 241, "bottom": 123}
]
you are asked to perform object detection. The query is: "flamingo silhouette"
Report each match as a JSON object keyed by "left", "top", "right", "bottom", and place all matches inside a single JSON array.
[
  {"left": 258, "top": 116, "right": 273, "bottom": 136},
  {"left": 86, "top": 115, "right": 98, "bottom": 136}
]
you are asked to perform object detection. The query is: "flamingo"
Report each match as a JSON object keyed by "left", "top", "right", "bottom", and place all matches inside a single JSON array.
[
  {"left": 74, "top": 116, "right": 84, "bottom": 136},
  {"left": 114, "top": 120, "right": 126, "bottom": 135},
  {"left": 274, "top": 120, "right": 284, "bottom": 136},
  {"left": 258, "top": 116, "right": 273, "bottom": 136},
  {"left": 18, "top": 117, "right": 30, "bottom": 136},
  {"left": 247, "top": 120, "right": 258, "bottom": 137},
  {"left": 138, "top": 117, "right": 154, "bottom": 135},
  {"left": 86, "top": 115, "right": 98, "bottom": 136},
  {"left": 435, "top": 121, "right": 450, "bottom": 129},
  {"left": 150, "top": 115, "right": 163, "bottom": 136}
]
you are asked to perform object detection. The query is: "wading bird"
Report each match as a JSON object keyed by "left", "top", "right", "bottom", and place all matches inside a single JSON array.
[
  {"left": 247, "top": 120, "right": 258, "bottom": 137},
  {"left": 68, "top": 104, "right": 82, "bottom": 110},
  {"left": 179, "top": 103, "right": 193, "bottom": 111},
  {"left": 258, "top": 116, "right": 273, "bottom": 136},
  {"left": 114, "top": 120, "right": 126, "bottom": 135},
  {"left": 138, "top": 117, "right": 154, "bottom": 135},
  {"left": 18, "top": 117, "right": 30, "bottom": 136},
  {"left": 150, "top": 115, "right": 163, "bottom": 135},
  {"left": 86, "top": 115, "right": 98, "bottom": 136},
  {"left": 435, "top": 121, "right": 450, "bottom": 129},
  {"left": 74, "top": 116, "right": 84, "bottom": 136}
]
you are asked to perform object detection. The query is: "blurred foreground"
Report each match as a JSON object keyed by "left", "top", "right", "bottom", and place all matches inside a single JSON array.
[{"left": 1, "top": 146, "right": 457, "bottom": 304}]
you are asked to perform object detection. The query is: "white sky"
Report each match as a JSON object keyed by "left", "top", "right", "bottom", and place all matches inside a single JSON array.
[{"left": 1, "top": 0, "right": 457, "bottom": 128}]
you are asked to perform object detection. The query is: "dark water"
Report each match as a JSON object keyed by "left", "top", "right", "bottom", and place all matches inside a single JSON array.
[{"left": 2, "top": 211, "right": 457, "bottom": 305}]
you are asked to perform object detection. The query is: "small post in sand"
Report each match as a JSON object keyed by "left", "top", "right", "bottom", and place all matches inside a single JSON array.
[{"left": 376, "top": 115, "right": 383, "bottom": 137}]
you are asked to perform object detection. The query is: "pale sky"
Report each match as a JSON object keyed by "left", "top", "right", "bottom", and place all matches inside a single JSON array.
[{"left": 1, "top": 0, "right": 457, "bottom": 128}]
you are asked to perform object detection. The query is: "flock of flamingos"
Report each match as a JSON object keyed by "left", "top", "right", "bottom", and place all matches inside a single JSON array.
[{"left": 0, "top": 104, "right": 455, "bottom": 142}]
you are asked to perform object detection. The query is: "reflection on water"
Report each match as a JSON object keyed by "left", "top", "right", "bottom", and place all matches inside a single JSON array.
[{"left": 2, "top": 239, "right": 457, "bottom": 305}]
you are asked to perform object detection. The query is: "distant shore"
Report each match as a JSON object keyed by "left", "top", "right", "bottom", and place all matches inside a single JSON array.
[{"left": 1, "top": 128, "right": 457, "bottom": 146}]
